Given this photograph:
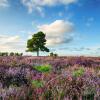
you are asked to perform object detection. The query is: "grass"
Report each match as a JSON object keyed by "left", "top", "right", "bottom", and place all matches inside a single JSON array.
[
  {"left": 72, "top": 67, "right": 85, "bottom": 77},
  {"left": 33, "top": 64, "right": 52, "bottom": 73},
  {"left": 31, "top": 80, "right": 44, "bottom": 88}
]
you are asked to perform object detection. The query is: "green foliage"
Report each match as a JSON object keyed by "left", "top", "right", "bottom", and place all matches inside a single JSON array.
[
  {"left": 49, "top": 52, "right": 58, "bottom": 57},
  {"left": 73, "top": 67, "right": 84, "bottom": 77},
  {"left": 0, "top": 52, "right": 8, "bottom": 56},
  {"left": 34, "top": 65, "right": 52, "bottom": 73},
  {"left": 53, "top": 53, "right": 58, "bottom": 57},
  {"left": 10, "top": 52, "right": 14, "bottom": 56},
  {"left": 0, "top": 52, "right": 23, "bottom": 56},
  {"left": 26, "top": 31, "right": 49, "bottom": 56},
  {"left": 31, "top": 80, "right": 44, "bottom": 88},
  {"left": 50, "top": 52, "right": 54, "bottom": 56}
]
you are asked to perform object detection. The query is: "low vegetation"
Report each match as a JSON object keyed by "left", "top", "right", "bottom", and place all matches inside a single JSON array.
[
  {"left": 0, "top": 52, "right": 23, "bottom": 56},
  {"left": 0, "top": 56, "right": 100, "bottom": 100}
]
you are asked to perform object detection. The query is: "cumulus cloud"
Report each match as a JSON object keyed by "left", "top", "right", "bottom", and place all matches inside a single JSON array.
[
  {"left": 0, "top": 0, "right": 9, "bottom": 7},
  {"left": 21, "top": 0, "right": 77, "bottom": 15},
  {"left": 0, "top": 35, "right": 25, "bottom": 52},
  {"left": 37, "top": 20, "right": 74, "bottom": 46}
]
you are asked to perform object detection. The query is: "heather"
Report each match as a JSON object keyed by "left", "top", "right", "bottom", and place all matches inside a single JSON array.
[{"left": 0, "top": 56, "right": 100, "bottom": 100}]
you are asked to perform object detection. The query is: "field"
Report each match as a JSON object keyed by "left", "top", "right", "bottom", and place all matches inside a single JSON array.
[{"left": 0, "top": 56, "right": 100, "bottom": 100}]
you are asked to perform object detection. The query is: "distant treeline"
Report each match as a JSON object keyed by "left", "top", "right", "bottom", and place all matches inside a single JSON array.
[{"left": 0, "top": 52, "right": 23, "bottom": 56}]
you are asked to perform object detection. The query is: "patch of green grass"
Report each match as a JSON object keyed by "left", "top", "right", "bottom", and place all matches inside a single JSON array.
[
  {"left": 34, "top": 64, "right": 52, "bottom": 73},
  {"left": 31, "top": 80, "right": 44, "bottom": 88},
  {"left": 73, "top": 67, "right": 84, "bottom": 77}
]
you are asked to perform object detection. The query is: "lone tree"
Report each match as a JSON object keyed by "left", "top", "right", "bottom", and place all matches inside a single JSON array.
[{"left": 26, "top": 31, "right": 49, "bottom": 56}]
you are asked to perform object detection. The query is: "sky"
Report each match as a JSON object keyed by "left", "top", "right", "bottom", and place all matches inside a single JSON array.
[{"left": 0, "top": 0, "right": 100, "bottom": 56}]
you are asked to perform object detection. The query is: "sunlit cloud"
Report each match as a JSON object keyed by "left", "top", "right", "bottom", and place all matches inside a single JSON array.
[{"left": 37, "top": 20, "right": 74, "bottom": 46}]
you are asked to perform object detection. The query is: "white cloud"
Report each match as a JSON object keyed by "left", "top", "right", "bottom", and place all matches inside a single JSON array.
[
  {"left": 0, "top": 35, "right": 20, "bottom": 44},
  {"left": 0, "top": 0, "right": 9, "bottom": 7},
  {"left": 21, "top": 0, "right": 77, "bottom": 15},
  {"left": 21, "top": 0, "right": 45, "bottom": 16},
  {"left": 61, "top": 0, "right": 77, "bottom": 5},
  {"left": 0, "top": 35, "right": 25, "bottom": 52},
  {"left": 38, "top": 20, "right": 74, "bottom": 36},
  {"left": 37, "top": 20, "right": 74, "bottom": 46}
]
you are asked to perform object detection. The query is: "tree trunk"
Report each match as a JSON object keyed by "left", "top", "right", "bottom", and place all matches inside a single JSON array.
[{"left": 37, "top": 50, "right": 39, "bottom": 56}]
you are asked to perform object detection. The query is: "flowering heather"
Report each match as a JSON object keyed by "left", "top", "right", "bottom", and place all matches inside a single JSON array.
[{"left": 0, "top": 56, "right": 100, "bottom": 99}]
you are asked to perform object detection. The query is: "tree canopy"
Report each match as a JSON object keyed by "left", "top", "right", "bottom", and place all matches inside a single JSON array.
[{"left": 26, "top": 31, "right": 49, "bottom": 56}]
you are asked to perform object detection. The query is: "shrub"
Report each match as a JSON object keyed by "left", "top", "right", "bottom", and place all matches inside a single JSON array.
[{"left": 49, "top": 52, "right": 58, "bottom": 57}]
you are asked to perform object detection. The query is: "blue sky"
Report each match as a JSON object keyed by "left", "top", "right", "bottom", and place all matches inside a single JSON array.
[{"left": 0, "top": 0, "right": 100, "bottom": 56}]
